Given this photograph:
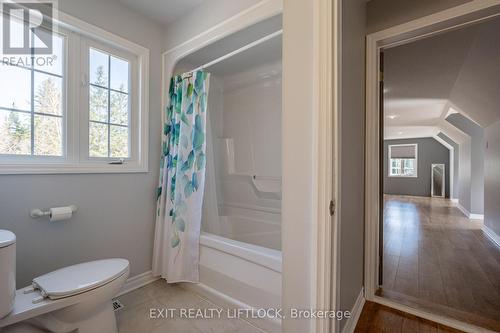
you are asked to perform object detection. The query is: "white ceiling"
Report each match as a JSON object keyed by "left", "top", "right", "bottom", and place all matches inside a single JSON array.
[
  {"left": 118, "top": 0, "right": 205, "bottom": 25},
  {"left": 384, "top": 15, "right": 500, "bottom": 140}
]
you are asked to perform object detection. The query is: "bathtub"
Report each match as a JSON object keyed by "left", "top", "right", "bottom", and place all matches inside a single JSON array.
[
  {"left": 182, "top": 232, "right": 282, "bottom": 332},
  {"left": 218, "top": 215, "right": 281, "bottom": 250}
]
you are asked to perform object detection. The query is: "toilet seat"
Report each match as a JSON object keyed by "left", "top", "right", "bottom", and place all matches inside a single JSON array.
[
  {"left": 0, "top": 259, "right": 129, "bottom": 331},
  {"left": 32, "top": 259, "right": 129, "bottom": 300}
]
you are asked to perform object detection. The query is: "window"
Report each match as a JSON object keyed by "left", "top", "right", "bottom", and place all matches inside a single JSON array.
[
  {"left": 88, "top": 48, "right": 130, "bottom": 159},
  {"left": 388, "top": 144, "right": 418, "bottom": 177},
  {"left": 0, "top": 23, "right": 65, "bottom": 158},
  {"left": 0, "top": 10, "right": 149, "bottom": 174}
]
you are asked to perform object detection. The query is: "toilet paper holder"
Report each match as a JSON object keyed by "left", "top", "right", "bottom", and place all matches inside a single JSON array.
[{"left": 30, "top": 205, "right": 78, "bottom": 218}]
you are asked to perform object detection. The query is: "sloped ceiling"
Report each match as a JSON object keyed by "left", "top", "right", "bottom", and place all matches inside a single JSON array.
[
  {"left": 448, "top": 18, "right": 500, "bottom": 127},
  {"left": 384, "top": 15, "right": 500, "bottom": 139}
]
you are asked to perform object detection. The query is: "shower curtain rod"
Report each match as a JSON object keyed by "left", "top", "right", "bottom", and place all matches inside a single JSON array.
[{"left": 187, "top": 29, "right": 283, "bottom": 74}]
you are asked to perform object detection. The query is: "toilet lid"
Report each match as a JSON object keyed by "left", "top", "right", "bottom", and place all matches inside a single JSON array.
[
  {"left": 0, "top": 230, "right": 16, "bottom": 248},
  {"left": 32, "top": 259, "right": 129, "bottom": 300}
]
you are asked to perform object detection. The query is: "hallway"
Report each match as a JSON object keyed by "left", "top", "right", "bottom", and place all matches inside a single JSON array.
[{"left": 378, "top": 195, "right": 500, "bottom": 331}]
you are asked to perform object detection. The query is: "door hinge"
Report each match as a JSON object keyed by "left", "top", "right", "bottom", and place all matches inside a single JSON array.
[{"left": 329, "top": 200, "right": 336, "bottom": 216}]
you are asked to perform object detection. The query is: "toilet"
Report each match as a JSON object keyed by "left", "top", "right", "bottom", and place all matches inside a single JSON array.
[{"left": 0, "top": 230, "right": 129, "bottom": 333}]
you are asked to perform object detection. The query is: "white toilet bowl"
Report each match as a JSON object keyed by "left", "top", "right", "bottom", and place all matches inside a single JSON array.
[{"left": 0, "top": 258, "right": 129, "bottom": 333}]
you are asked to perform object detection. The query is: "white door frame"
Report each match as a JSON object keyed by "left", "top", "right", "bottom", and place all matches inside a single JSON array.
[
  {"left": 365, "top": 1, "right": 500, "bottom": 332},
  {"left": 433, "top": 134, "right": 455, "bottom": 201},
  {"left": 282, "top": 0, "right": 338, "bottom": 332},
  {"left": 431, "top": 164, "right": 446, "bottom": 198},
  {"left": 161, "top": 1, "right": 338, "bottom": 332},
  {"left": 313, "top": 0, "right": 339, "bottom": 332}
]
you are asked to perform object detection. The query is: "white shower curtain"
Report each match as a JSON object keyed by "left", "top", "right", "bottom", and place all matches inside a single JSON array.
[{"left": 152, "top": 71, "right": 210, "bottom": 283}]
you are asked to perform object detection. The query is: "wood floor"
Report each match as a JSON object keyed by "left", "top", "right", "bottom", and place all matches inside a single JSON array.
[
  {"left": 379, "top": 195, "right": 500, "bottom": 332},
  {"left": 355, "top": 301, "right": 463, "bottom": 333}
]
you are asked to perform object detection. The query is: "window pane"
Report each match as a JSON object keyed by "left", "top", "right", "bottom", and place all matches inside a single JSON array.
[
  {"left": 110, "top": 91, "right": 128, "bottom": 125},
  {"left": 34, "top": 73, "right": 63, "bottom": 116},
  {"left": 3, "top": 15, "right": 24, "bottom": 51},
  {"left": 110, "top": 125, "right": 128, "bottom": 158},
  {"left": 34, "top": 115, "right": 62, "bottom": 156},
  {"left": 89, "top": 86, "right": 109, "bottom": 122},
  {"left": 89, "top": 122, "right": 108, "bottom": 157},
  {"left": 110, "top": 56, "right": 129, "bottom": 92},
  {"left": 34, "top": 31, "right": 64, "bottom": 76},
  {"left": 0, "top": 110, "right": 31, "bottom": 155},
  {"left": 90, "top": 48, "right": 109, "bottom": 87},
  {"left": 0, "top": 65, "right": 31, "bottom": 111}
]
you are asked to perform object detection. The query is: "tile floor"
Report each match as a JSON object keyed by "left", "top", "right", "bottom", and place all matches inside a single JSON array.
[{"left": 115, "top": 280, "right": 265, "bottom": 333}]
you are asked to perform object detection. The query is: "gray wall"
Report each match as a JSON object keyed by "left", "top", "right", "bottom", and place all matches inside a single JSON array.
[
  {"left": 0, "top": 0, "right": 164, "bottom": 287},
  {"left": 446, "top": 113, "right": 484, "bottom": 214},
  {"left": 437, "top": 132, "right": 459, "bottom": 199},
  {"left": 367, "top": 0, "right": 472, "bottom": 33},
  {"left": 383, "top": 138, "right": 450, "bottom": 198},
  {"left": 339, "top": 0, "right": 366, "bottom": 329},
  {"left": 484, "top": 120, "right": 500, "bottom": 237}
]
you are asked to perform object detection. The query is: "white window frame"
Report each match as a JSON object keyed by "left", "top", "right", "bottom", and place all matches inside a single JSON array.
[
  {"left": 0, "top": 10, "right": 149, "bottom": 174},
  {"left": 80, "top": 38, "right": 138, "bottom": 163},
  {"left": 388, "top": 143, "right": 418, "bottom": 178}
]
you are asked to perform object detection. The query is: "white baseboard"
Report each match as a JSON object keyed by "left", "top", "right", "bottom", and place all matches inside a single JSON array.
[
  {"left": 470, "top": 213, "right": 484, "bottom": 220},
  {"left": 455, "top": 202, "right": 484, "bottom": 220},
  {"left": 181, "top": 282, "right": 280, "bottom": 333},
  {"left": 483, "top": 225, "right": 500, "bottom": 248},
  {"left": 117, "top": 270, "right": 159, "bottom": 297},
  {"left": 456, "top": 202, "right": 470, "bottom": 218},
  {"left": 342, "top": 288, "right": 365, "bottom": 333},
  {"left": 451, "top": 198, "right": 459, "bottom": 204}
]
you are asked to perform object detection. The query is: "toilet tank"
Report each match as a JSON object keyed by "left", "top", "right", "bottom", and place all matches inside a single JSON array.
[{"left": 0, "top": 230, "right": 16, "bottom": 319}]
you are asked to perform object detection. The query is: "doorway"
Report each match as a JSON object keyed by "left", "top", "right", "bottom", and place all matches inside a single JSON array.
[{"left": 365, "top": 2, "right": 500, "bottom": 332}]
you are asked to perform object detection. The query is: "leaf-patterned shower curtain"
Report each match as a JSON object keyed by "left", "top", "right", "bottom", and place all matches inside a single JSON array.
[{"left": 153, "top": 70, "right": 210, "bottom": 283}]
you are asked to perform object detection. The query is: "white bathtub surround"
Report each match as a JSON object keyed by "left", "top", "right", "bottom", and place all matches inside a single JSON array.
[
  {"left": 153, "top": 71, "right": 210, "bottom": 283},
  {"left": 213, "top": 212, "right": 281, "bottom": 250},
  {"left": 200, "top": 60, "right": 283, "bottom": 247}
]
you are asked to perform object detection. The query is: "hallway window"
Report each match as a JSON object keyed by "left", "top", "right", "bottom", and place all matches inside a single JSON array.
[{"left": 388, "top": 144, "right": 418, "bottom": 177}]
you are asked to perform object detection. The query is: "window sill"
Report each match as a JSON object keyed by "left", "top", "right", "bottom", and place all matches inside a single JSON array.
[{"left": 0, "top": 162, "right": 148, "bottom": 175}]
